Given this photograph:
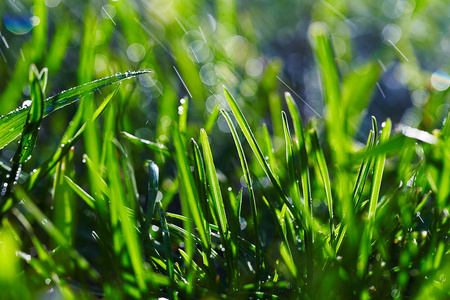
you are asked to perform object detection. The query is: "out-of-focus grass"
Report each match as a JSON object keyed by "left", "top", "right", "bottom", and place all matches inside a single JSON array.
[{"left": 0, "top": 0, "right": 449, "bottom": 299}]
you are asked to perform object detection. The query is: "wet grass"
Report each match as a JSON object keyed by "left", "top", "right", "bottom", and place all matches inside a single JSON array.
[{"left": 0, "top": 1, "right": 449, "bottom": 299}]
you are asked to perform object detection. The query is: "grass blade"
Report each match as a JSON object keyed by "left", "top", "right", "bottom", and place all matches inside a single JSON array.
[
  {"left": 0, "top": 71, "right": 151, "bottom": 150},
  {"left": 358, "top": 119, "right": 391, "bottom": 277},
  {"left": 309, "top": 129, "right": 334, "bottom": 244},
  {"left": 222, "top": 110, "right": 261, "bottom": 288},
  {"left": 64, "top": 176, "right": 96, "bottom": 210},
  {"left": 200, "top": 129, "right": 235, "bottom": 288},
  {"left": 121, "top": 132, "right": 171, "bottom": 158},
  {"left": 12, "top": 65, "right": 45, "bottom": 164},
  {"left": 172, "top": 126, "right": 209, "bottom": 253},
  {"left": 223, "top": 87, "right": 291, "bottom": 213},
  {"left": 158, "top": 202, "right": 176, "bottom": 300}
]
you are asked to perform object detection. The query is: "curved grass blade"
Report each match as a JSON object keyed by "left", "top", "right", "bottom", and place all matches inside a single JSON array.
[
  {"left": 121, "top": 132, "right": 171, "bottom": 158},
  {"left": 0, "top": 70, "right": 151, "bottom": 150},
  {"left": 222, "top": 110, "right": 261, "bottom": 288},
  {"left": 64, "top": 176, "right": 96, "bottom": 210},
  {"left": 223, "top": 87, "right": 291, "bottom": 214}
]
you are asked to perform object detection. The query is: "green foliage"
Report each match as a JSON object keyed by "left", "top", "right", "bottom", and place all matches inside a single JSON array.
[{"left": 0, "top": 1, "right": 449, "bottom": 299}]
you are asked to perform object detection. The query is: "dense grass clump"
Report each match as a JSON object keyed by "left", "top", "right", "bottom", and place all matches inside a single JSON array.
[{"left": 1, "top": 1, "right": 449, "bottom": 299}]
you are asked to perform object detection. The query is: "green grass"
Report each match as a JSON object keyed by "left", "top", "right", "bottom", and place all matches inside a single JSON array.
[{"left": 0, "top": 1, "right": 449, "bottom": 299}]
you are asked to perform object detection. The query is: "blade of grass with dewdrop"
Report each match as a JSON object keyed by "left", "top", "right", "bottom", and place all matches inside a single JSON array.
[
  {"left": 172, "top": 126, "right": 209, "bottom": 254},
  {"left": 106, "top": 134, "right": 148, "bottom": 294},
  {"left": 200, "top": 129, "right": 235, "bottom": 288},
  {"left": 0, "top": 65, "right": 45, "bottom": 212},
  {"left": 11, "top": 65, "right": 45, "bottom": 164},
  {"left": 222, "top": 110, "right": 261, "bottom": 288},
  {"left": 13, "top": 187, "right": 100, "bottom": 280},
  {"left": 27, "top": 84, "right": 121, "bottom": 190},
  {"left": 141, "top": 161, "right": 159, "bottom": 242},
  {"left": 223, "top": 86, "right": 292, "bottom": 215},
  {"left": 158, "top": 202, "right": 176, "bottom": 300},
  {"left": 0, "top": 71, "right": 150, "bottom": 150},
  {"left": 121, "top": 132, "right": 171, "bottom": 158},
  {"left": 358, "top": 119, "right": 391, "bottom": 277},
  {"left": 309, "top": 129, "right": 334, "bottom": 244},
  {"left": 178, "top": 97, "right": 188, "bottom": 134}
]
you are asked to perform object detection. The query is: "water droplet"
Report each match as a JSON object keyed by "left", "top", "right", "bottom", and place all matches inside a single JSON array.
[
  {"left": 239, "top": 217, "right": 247, "bottom": 230},
  {"left": 22, "top": 100, "right": 32, "bottom": 108}
]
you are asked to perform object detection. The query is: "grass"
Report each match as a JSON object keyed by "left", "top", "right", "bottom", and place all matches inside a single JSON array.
[{"left": 0, "top": 1, "right": 449, "bottom": 299}]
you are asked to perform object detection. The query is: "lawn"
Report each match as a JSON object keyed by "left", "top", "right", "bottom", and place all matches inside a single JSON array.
[{"left": 0, "top": 0, "right": 449, "bottom": 299}]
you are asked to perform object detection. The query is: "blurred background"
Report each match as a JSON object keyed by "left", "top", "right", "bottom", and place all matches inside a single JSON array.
[{"left": 1, "top": 0, "right": 450, "bottom": 196}]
